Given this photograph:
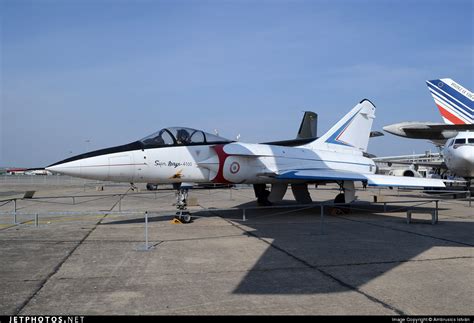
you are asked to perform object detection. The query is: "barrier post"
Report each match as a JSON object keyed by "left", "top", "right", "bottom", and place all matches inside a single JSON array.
[
  {"left": 242, "top": 209, "right": 246, "bottom": 222},
  {"left": 320, "top": 204, "right": 324, "bottom": 235},
  {"left": 144, "top": 211, "right": 148, "bottom": 249},
  {"left": 136, "top": 211, "right": 152, "bottom": 251},
  {"left": 12, "top": 199, "right": 17, "bottom": 224},
  {"left": 35, "top": 213, "right": 38, "bottom": 227}
]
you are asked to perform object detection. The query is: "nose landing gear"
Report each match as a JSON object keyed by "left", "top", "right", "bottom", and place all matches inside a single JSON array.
[
  {"left": 175, "top": 210, "right": 192, "bottom": 223},
  {"left": 174, "top": 185, "right": 192, "bottom": 223}
]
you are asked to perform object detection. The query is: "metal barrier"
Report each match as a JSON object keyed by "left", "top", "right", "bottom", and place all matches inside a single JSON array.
[
  {"left": 0, "top": 190, "right": 178, "bottom": 217},
  {"left": 1, "top": 197, "right": 447, "bottom": 253}
]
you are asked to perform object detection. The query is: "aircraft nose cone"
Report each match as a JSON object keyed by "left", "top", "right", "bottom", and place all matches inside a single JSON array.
[
  {"left": 456, "top": 146, "right": 472, "bottom": 161},
  {"left": 45, "top": 165, "right": 59, "bottom": 173},
  {"left": 382, "top": 124, "right": 399, "bottom": 135},
  {"left": 460, "top": 148, "right": 474, "bottom": 167},
  {"left": 45, "top": 164, "right": 65, "bottom": 174},
  {"left": 451, "top": 146, "right": 474, "bottom": 178},
  {"left": 46, "top": 160, "right": 82, "bottom": 177}
]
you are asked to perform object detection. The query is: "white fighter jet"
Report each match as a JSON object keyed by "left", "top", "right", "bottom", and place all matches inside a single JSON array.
[{"left": 47, "top": 99, "right": 444, "bottom": 221}]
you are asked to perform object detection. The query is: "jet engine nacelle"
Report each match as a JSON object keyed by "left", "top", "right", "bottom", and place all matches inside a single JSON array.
[
  {"left": 221, "top": 156, "right": 255, "bottom": 183},
  {"left": 388, "top": 169, "right": 422, "bottom": 178}
]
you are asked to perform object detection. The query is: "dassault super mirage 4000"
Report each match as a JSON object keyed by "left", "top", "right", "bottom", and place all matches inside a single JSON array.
[{"left": 47, "top": 99, "right": 445, "bottom": 222}]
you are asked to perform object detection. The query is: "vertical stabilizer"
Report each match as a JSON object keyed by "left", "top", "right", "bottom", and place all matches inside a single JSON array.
[
  {"left": 305, "top": 99, "right": 376, "bottom": 153},
  {"left": 296, "top": 111, "right": 318, "bottom": 139},
  {"left": 426, "top": 78, "right": 473, "bottom": 125}
]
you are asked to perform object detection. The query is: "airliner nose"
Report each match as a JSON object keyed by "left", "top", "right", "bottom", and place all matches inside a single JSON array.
[
  {"left": 453, "top": 147, "right": 474, "bottom": 178},
  {"left": 458, "top": 147, "right": 473, "bottom": 162},
  {"left": 462, "top": 149, "right": 474, "bottom": 164}
]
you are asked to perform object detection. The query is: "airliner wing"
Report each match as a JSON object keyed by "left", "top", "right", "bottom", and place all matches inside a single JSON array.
[
  {"left": 383, "top": 123, "right": 474, "bottom": 141},
  {"left": 402, "top": 124, "right": 474, "bottom": 138},
  {"left": 275, "top": 169, "right": 445, "bottom": 188},
  {"left": 427, "top": 124, "right": 474, "bottom": 131}
]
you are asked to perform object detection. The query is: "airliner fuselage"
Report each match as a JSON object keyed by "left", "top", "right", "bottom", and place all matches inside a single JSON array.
[{"left": 443, "top": 132, "right": 474, "bottom": 178}]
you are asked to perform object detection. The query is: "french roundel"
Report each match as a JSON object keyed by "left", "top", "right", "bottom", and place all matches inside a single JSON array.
[{"left": 230, "top": 161, "right": 240, "bottom": 174}]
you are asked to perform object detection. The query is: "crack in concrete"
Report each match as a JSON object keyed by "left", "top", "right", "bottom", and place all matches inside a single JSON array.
[
  {"left": 14, "top": 214, "right": 108, "bottom": 315},
  {"left": 7, "top": 255, "right": 471, "bottom": 287},
  {"left": 318, "top": 255, "right": 474, "bottom": 268}
]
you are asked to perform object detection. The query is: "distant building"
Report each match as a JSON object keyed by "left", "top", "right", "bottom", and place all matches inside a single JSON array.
[
  {"left": 6, "top": 168, "right": 28, "bottom": 175},
  {"left": 25, "top": 169, "right": 53, "bottom": 176}
]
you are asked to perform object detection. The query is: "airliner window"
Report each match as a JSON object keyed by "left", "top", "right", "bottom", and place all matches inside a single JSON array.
[
  {"left": 455, "top": 138, "right": 466, "bottom": 145},
  {"left": 468, "top": 138, "right": 474, "bottom": 144}
]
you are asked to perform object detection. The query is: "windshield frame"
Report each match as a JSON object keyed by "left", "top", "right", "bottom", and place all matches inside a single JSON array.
[{"left": 140, "top": 127, "right": 232, "bottom": 148}]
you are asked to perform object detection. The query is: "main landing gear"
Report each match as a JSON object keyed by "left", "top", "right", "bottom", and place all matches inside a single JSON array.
[
  {"left": 330, "top": 182, "right": 351, "bottom": 215},
  {"left": 174, "top": 184, "right": 192, "bottom": 223},
  {"left": 253, "top": 184, "right": 272, "bottom": 206}
]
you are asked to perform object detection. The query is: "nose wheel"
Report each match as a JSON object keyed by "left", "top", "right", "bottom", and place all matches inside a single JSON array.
[
  {"left": 174, "top": 186, "right": 192, "bottom": 223},
  {"left": 175, "top": 211, "right": 192, "bottom": 223}
]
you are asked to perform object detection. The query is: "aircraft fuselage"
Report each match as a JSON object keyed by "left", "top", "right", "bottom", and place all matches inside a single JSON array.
[
  {"left": 443, "top": 132, "right": 474, "bottom": 178},
  {"left": 47, "top": 142, "right": 376, "bottom": 185}
]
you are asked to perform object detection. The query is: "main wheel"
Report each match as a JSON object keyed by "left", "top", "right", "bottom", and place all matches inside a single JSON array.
[
  {"left": 333, "top": 193, "right": 349, "bottom": 214},
  {"left": 257, "top": 190, "right": 272, "bottom": 206},
  {"left": 334, "top": 193, "right": 345, "bottom": 204},
  {"left": 330, "top": 207, "right": 346, "bottom": 216},
  {"left": 146, "top": 183, "right": 158, "bottom": 191}
]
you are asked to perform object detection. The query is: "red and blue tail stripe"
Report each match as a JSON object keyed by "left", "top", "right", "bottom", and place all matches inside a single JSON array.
[{"left": 426, "top": 79, "right": 473, "bottom": 125}]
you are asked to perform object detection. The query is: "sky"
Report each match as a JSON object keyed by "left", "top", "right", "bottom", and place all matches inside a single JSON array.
[{"left": 1, "top": 0, "right": 473, "bottom": 168}]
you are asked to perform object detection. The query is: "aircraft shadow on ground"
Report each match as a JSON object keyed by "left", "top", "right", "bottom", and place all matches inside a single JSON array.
[
  {"left": 211, "top": 200, "right": 472, "bottom": 295},
  {"left": 102, "top": 214, "right": 176, "bottom": 225},
  {"left": 103, "top": 200, "right": 471, "bottom": 295}
]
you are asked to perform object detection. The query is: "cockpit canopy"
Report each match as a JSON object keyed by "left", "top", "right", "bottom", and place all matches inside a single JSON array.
[{"left": 140, "top": 127, "right": 232, "bottom": 148}]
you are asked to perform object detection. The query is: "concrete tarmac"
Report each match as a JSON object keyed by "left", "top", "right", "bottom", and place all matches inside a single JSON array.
[{"left": 0, "top": 179, "right": 472, "bottom": 315}]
